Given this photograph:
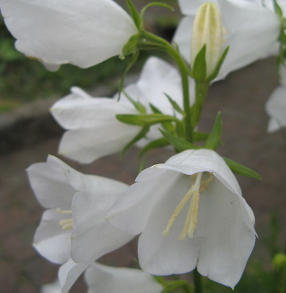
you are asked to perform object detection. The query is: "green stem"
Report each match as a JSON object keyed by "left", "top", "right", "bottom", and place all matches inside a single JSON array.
[
  {"left": 137, "top": 31, "right": 193, "bottom": 143},
  {"left": 192, "top": 81, "right": 209, "bottom": 128},
  {"left": 194, "top": 269, "right": 203, "bottom": 293}
]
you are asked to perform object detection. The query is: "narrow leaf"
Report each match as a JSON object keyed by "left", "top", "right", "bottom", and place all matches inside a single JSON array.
[
  {"left": 160, "top": 130, "right": 200, "bottom": 152},
  {"left": 192, "top": 44, "right": 207, "bottom": 81},
  {"left": 204, "top": 112, "right": 222, "bottom": 150},
  {"left": 123, "top": 90, "right": 146, "bottom": 114},
  {"left": 273, "top": 0, "right": 283, "bottom": 19},
  {"left": 193, "top": 131, "right": 209, "bottom": 141},
  {"left": 139, "top": 137, "right": 170, "bottom": 157},
  {"left": 140, "top": 2, "right": 174, "bottom": 19},
  {"left": 207, "top": 46, "right": 229, "bottom": 81},
  {"left": 149, "top": 103, "right": 162, "bottom": 114},
  {"left": 223, "top": 157, "right": 261, "bottom": 180},
  {"left": 126, "top": 0, "right": 142, "bottom": 30},
  {"left": 164, "top": 93, "right": 184, "bottom": 114}
]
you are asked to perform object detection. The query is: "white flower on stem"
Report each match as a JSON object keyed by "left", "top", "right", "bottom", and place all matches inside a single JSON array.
[
  {"left": 27, "top": 156, "right": 133, "bottom": 292},
  {"left": 173, "top": 0, "right": 280, "bottom": 80},
  {"left": 108, "top": 149, "right": 256, "bottom": 288},
  {"left": 0, "top": 0, "right": 137, "bottom": 70},
  {"left": 51, "top": 57, "right": 194, "bottom": 163},
  {"left": 266, "top": 65, "right": 286, "bottom": 132},
  {"left": 84, "top": 263, "right": 163, "bottom": 293},
  {"left": 41, "top": 280, "right": 63, "bottom": 293}
]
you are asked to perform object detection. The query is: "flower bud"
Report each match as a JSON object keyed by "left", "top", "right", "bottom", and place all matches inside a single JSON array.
[
  {"left": 191, "top": 2, "right": 224, "bottom": 76},
  {"left": 272, "top": 253, "right": 286, "bottom": 271}
]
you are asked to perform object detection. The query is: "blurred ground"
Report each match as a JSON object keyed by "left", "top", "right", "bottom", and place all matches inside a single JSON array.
[{"left": 0, "top": 56, "right": 286, "bottom": 293}]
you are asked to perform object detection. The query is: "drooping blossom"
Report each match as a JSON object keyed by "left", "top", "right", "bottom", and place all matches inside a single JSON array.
[
  {"left": 27, "top": 156, "right": 133, "bottom": 292},
  {"left": 266, "top": 65, "right": 286, "bottom": 132},
  {"left": 51, "top": 57, "right": 194, "bottom": 163},
  {"left": 108, "top": 149, "right": 256, "bottom": 288},
  {"left": 84, "top": 263, "right": 163, "bottom": 293},
  {"left": 173, "top": 0, "right": 280, "bottom": 80},
  {"left": 0, "top": 0, "right": 137, "bottom": 70}
]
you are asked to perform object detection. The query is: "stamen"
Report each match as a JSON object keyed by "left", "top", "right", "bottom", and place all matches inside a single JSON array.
[
  {"left": 56, "top": 208, "right": 72, "bottom": 214},
  {"left": 204, "top": 173, "right": 213, "bottom": 190},
  {"left": 59, "top": 218, "right": 73, "bottom": 230}
]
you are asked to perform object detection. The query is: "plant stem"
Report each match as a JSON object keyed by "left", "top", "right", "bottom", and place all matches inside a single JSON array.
[
  {"left": 194, "top": 269, "right": 203, "bottom": 293},
  {"left": 137, "top": 31, "right": 193, "bottom": 143}
]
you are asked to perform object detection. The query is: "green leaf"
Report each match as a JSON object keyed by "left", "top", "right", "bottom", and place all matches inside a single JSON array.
[
  {"left": 204, "top": 112, "right": 222, "bottom": 150},
  {"left": 121, "top": 34, "right": 139, "bottom": 57},
  {"left": 140, "top": 2, "right": 174, "bottom": 19},
  {"left": 123, "top": 90, "right": 146, "bottom": 114},
  {"left": 116, "top": 113, "right": 177, "bottom": 126},
  {"left": 126, "top": 0, "right": 142, "bottom": 30},
  {"left": 207, "top": 46, "right": 229, "bottom": 81},
  {"left": 193, "top": 131, "right": 209, "bottom": 141},
  {"left": 192, "top": 44, "right": 207, "bottom": 81},
  {"left": 139, "top": 137, "right": 170, "bottom": 157},
  {"left": 164, "top": 93, "right": 184, "bottom": 115},
  {"left": 160, "top": 130, "right": 200, "bottom": 152},
  {"left": 223, "top": 157, "right": 261, "bottom": 180},
  {"left": 118, "top": 51, "right": 139, "bottom": 100},
  {"left": 273, "top": 0, "right": 283, "bottom": 19},
  {"left": 149, "top": 103, "right": 162, "bottom": 114},
  {"left": 121, "top": 127, "right": 149, "bottom": 158}
]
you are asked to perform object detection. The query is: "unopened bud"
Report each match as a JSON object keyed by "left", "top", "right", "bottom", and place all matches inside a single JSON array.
[
  {"left": 191, "top": 3, "right": 223, "bottom": 76},
  {"left": 272, "top": 253, "right": 286, "bottom": 271}
]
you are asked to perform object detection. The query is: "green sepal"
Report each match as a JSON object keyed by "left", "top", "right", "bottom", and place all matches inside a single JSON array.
[
  {"left": 165, "top": 93, "right": 184, "bottom": 115},
  {"left": 207, "top": 46, "right": 229, "bottom": 81},
  {"left": 116, "top": 113, "right": 177, "bottom": 126},
  {"left": 223, "top": 157, "right": 261, "bottom": 180},
  {"left": 123, "top": 91, "right": 146, "bottom": 114},
  {"left": 121, "top": 34, "right": 140, "bottom": 57},
  {"left": 126, "top": 0, "right": 142, "bottom": 30},
  {"left": 273, "top": 0, "right": 283, "bottom": 20},
  {"left": 140, "top": 2, "right": 174, "bottom": 19},
  {"left": 160, "top": 129, "right": 200, "bottom": 152},
  {"left": 149, "top": 103, "right": 162, "bottom": 114},
  {"left": 139, "top": 137, "right": 170, "bottom": 157},
  {"left": 192, "top": 44, "right": 207, "bottom": 81},
  {"left": 149, "top": 103, "right": 175, "bottom": 133},
  {"left": 120, "top": 126, "right": 149, "bottom": 159},
  {"left": 118, "top": 51, "right": 139, "bottom": 101},
  {"left": 204, "top": 112, "right": 222, "bottom": 150},
  {"left": 193, "top": 131, "right": 209, "bottom": 141}
]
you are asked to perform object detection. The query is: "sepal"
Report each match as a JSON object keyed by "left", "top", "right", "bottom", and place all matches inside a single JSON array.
[
  {"left": 126, "top": 0, "right": 142, "bottom": 31},
  {"left": 192, "top": 45, "right": 207, "bottom": 82},
  {"left": 139, "top": 138, "right": 170, "bottom": 157},
  {"left": 204, "top": 112, "right": 222, "bottom": 150}
]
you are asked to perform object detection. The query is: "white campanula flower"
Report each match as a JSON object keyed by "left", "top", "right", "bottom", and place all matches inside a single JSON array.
[
  {"left": 108, "top": 149, "right": 256, "bottom": 288},
  {"left": 173, "top": 0, "right": 280, "bottom": 80},
  {"left": 266, "top": 65, "right": 286, "bottom": 132},
  {"left": 0, "top": 0, "right": 137, "bottom": 70},
  {"left": 41, "top": 280, "right": 62, "bottom": 293},
  {"left": 84, "top": 263, "right": 163, "bottom": 293},
  {"left": 27, "top": 156, "right": 133, "bottom": 293},
  {"left": 50, "top": 57, "right": 194, "bottom": 164}
]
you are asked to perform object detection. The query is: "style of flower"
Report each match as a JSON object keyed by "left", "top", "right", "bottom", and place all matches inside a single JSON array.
[
  {"left": 108, "top": 149, "right": 256, "bottom": 288},
  {"left": 0, "top": 0, "right": 137, "bottom": 70},
  {"left": 84, "top": 263, "right": 163, "bottom": 293},
  {"left": 27, "top": 156, "right": 133, "bottom": 293},
  {"left": 51, "top": 57, "right": 193, "bottom": 163},
  {"left": 266, "top": 65, "right": 286, "bottom": 132},
  {"left": 173, "top": 0, "right": 280, "bottom": 80}
]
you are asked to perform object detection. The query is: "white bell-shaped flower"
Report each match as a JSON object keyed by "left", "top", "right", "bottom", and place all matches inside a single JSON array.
[
  {"left": 173, "top": 0, "right": 280, "bottom": 80},
  {"left": 108, "top": 149, "right": 256, "bottom": 288},
  {"left": 51, "top": 57, "right": 194, "bottom": 163},
  {"left": 0, "top": 0, "right": 137, "bottom": 70}
]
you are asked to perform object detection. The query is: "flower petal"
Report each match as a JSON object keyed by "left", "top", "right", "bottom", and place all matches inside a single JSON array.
[
  {"left": 0, "top": 0, "right": 137, "bottom": 69},
  {"left": 58, "top": 259, "right": 90, "bottom": 293},
  {"left": 266, "top": 86, "right": 286, "bottom": 132},
  {"left": 84, "top": 263, "right": 163, "bottom": 293},
  {"left": 178, "top": 0, "right": 216, "bottom": 15},
  {"left": 26, "top": 156, "right": 75, "bottom": 209},
  {"left": 33, "top": 209, "right": 71, "bottom": 264},
  {"left": 196, "top": 177, "right": 256, "bottom": 288},
  {"left": 51, "top": 87, "right": 136, "bottom": 130},
  {"left": 71, "top": 182, "right": 134, "bottom": 263},
  {"left": 41, "top": 280, "right": 62, "bottom": 293}
]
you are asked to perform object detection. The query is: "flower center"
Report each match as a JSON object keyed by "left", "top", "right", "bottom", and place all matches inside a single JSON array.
[
  {"left": 162, "top": 172, "right": 213, "bottom": 240},
  {"left": 56, "top": 208, "right": 73, "bottom": 230}
]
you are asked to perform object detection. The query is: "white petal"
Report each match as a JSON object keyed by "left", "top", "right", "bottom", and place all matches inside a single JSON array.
[
  {"left": 51, "top": 87, "right": 136, "bottom": 130},
  {"left": 71, "top": 182, "right": 134, "bottom": 263},
  {"left": 138, "top": 174, "right": 200, "bottom": 275},
  {"left": 143, "top": 149, "right": 241, "bottom": 197},
  {"left": 33, "top": 209, "right": 71, "bottom": 264},
  {"left": 265, "top": 86, "right": 286, "bottom": 132},
  {"left": 58, "top": 123, "right": 140, "bottom": 164},
  {"left": 1, "top": 0, "right": 136, "bottom": 69},
  {"left": 85, "top": 263, "right": 163, "bottom": 293},
  {"left": 178, "top": 0, "right": 216, "bottom": 15},
  {"left": 41, "top": 280, "right": 62, "bottom": 293},
  {"left": 26, "top": 156, "right": 75, "bottom": 209},
  {"left": 196, "top": 178, "right": 256, "bottom": 288},
  {"left": 58, "top": 259, "right": 90, "bottom": 293},
  {"left": 108, "top": 170, "right": 181, "bottom": 235}
]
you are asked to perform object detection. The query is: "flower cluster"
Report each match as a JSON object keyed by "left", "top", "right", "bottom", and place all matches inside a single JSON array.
[{"left": 1, "top": 0, "right": 284, "bottom": 292}]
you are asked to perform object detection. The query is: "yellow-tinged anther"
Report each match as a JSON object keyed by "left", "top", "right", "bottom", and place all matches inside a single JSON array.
[
  {"left": 56, "top": 208, "right": 72, "bottom": 214},
  {"left": 59, "top": 218, "right": 73, "bottom": 230},
  {"left": 204, "top": 173, "right": 214, "bottom": 190}
]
